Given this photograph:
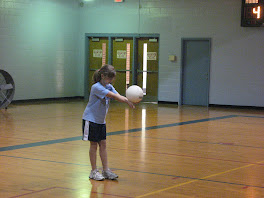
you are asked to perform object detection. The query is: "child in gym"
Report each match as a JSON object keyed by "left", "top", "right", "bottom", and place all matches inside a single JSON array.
[{"left": 82, "top": 64, "right": 135, "bottom": 180}]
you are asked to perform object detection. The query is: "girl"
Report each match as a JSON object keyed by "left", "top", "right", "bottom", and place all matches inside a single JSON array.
[{"left": 82, "top": 64, "right": 135, "bottom": 181}]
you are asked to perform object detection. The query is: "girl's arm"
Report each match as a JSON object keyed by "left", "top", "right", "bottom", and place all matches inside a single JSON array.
[{"left": 106, "top": 91, "right": 135, "bottom": 108}]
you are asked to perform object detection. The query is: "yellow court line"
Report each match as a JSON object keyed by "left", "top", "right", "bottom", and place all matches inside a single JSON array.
[{"left": 136, "top": 160, "right": 264, "bottom": 198}]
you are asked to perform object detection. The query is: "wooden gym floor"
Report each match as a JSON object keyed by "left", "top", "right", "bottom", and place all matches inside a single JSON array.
[{"left": 0, "top": 99, "right": 264, "bottom": 198}]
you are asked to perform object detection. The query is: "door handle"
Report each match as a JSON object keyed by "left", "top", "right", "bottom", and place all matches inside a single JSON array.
[{"left": 205, "top": 73, "right": 209, "bottom": 80}]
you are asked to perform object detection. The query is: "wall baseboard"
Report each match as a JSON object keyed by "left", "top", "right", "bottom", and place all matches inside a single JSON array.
[
  {"left": 158, "top": 101, "right": 178, "bottom": 105},
  {"left": 209, "top": 104, "right": 264, "bottom": 110}
]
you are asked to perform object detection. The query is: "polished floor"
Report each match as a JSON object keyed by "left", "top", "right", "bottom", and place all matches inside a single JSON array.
[{"left": 0, "top": 99, "right": 264, "bottom": 198}]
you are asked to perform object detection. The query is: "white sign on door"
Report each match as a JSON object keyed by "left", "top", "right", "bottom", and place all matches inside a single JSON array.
[
  {"left": 147, "top": 52, "right": 157, "bottom": 60},
  {"left": 117, "top": 50, "right": 127, "bottom": 59},
  {"left": 93, "top": 49, "right": 102, "bottom": 58}
]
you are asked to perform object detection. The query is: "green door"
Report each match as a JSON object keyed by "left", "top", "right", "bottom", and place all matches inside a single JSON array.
[
  {"left": 88, "top": 37, "right": 109, "bottom": 94},
  {"left": 137, "top": 38, "right": 159, "bottom": 102},
  {"left": 112, "top": 38, "right": 133, "bottom": 96}
]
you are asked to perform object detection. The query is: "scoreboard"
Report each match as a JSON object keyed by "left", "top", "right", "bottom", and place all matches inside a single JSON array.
[{"left": 241, "top": 0, "right": 264, "bottom": 27}]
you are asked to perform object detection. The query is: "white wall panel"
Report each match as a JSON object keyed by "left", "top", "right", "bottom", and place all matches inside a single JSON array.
[{"left": 0, "top": 0, "right": 80, "bottom": 100}]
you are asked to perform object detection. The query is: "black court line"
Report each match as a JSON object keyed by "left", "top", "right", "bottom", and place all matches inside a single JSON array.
[
  {"left": 1, "top": 154, "right": 264, "bottom": 189},
  {"left": 0, "top": 115, "right": 237, "bottom": 152},
  {"left": 118, "top": 135, "right": 264, "bottom": 149},
  {"left": 240, "top": 115, "right": 264, "bottom": 119}
]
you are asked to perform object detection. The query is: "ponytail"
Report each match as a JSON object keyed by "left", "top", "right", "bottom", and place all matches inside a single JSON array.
[
  {"left": 92, "top": 64, "right": 116, "bottom": 84},
  {"left": 92, "top": 69, "right": 101, "bottom": 83}
]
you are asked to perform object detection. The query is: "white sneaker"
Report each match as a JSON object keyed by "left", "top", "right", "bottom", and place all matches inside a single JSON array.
[
  {"left": 89, "top": 169, "right": 105, "bottom": 181},
  {"left": 102, "top": 169, "right": 118, "bottom": 180}
]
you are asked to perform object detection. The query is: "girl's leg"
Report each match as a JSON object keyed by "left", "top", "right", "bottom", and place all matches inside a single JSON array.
[
  {"left": 99, "top": 140, "right": 118, "bottom": 179},
  {"left": 89, "top": 141, "right": 104, "bottom": 181},
  {"left": 89, "top": 141, "right": 98, "bottom": 170},
  {"left": 98, "top": 140, "right": 108, "bottom": 170}
]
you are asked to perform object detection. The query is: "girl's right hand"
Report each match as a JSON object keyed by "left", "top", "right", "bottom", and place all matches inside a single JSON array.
[{"left": 127, "top": 100, "right": 135, "bottom": 109}]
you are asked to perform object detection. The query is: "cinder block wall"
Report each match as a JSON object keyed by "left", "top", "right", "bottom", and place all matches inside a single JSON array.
[
  {"left": 0, "top": 0, "right": 80, "bottom": 100},
  {"left": 1, "top": 0, "right": 263, "bottom": 106}
]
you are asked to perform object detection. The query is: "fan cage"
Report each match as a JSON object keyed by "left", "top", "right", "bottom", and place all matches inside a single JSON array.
[{"left": 0, "top": 69, "right": 15, "bottom": 109}]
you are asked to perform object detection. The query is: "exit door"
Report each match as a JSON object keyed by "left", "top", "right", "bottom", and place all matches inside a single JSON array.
[
  {"left": 87, "top": 37, "right": 109, "bottom": 94},
  {"left": 112, "top": 38, "right": 133, "bottom": 96},
  {"left": 84, "top": 34, "right": 160, "bottom": 101}
]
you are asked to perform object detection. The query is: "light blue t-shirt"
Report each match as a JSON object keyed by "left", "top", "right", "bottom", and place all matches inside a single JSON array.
[{"left": 82, "top": 82, "right": 118, "bottom": 124}]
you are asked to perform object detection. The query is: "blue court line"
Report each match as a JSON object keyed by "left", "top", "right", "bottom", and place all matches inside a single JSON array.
[
  {"left": 0, "top": 137, "right": 81, "bottom": 152},
  {"left": 107, "top": 115, "right": 238, "bottom": 136},
  {"left": 0, "top": 115, "right": 238, "bottom": 152},
  {"left": 1, "top": 154, "right": 264, "bottom": 189}
]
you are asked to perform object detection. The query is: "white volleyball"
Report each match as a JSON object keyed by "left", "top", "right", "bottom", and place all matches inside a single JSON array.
[{"left": 126, "top": 85, "right": 144, "bottom": 103}]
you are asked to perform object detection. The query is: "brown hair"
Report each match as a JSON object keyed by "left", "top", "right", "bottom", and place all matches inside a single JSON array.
[{"left": 93, "top": 64, "right": 116, "bottom": 83}]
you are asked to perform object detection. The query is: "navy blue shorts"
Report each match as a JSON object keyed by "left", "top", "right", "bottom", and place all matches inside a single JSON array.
[{"left": 82, "top": 120, "right": 106, "bottom": 142}]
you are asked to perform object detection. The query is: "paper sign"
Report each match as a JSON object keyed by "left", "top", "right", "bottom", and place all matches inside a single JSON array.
[
  {"left": 93, "top": 49, "right": 102, "bottom": 58},
  {"left": 147, "top": 52, "right": 157, "bottom": 60},
  {"left": 117, "top": 50, "right": 127, "bottom": 59}
]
